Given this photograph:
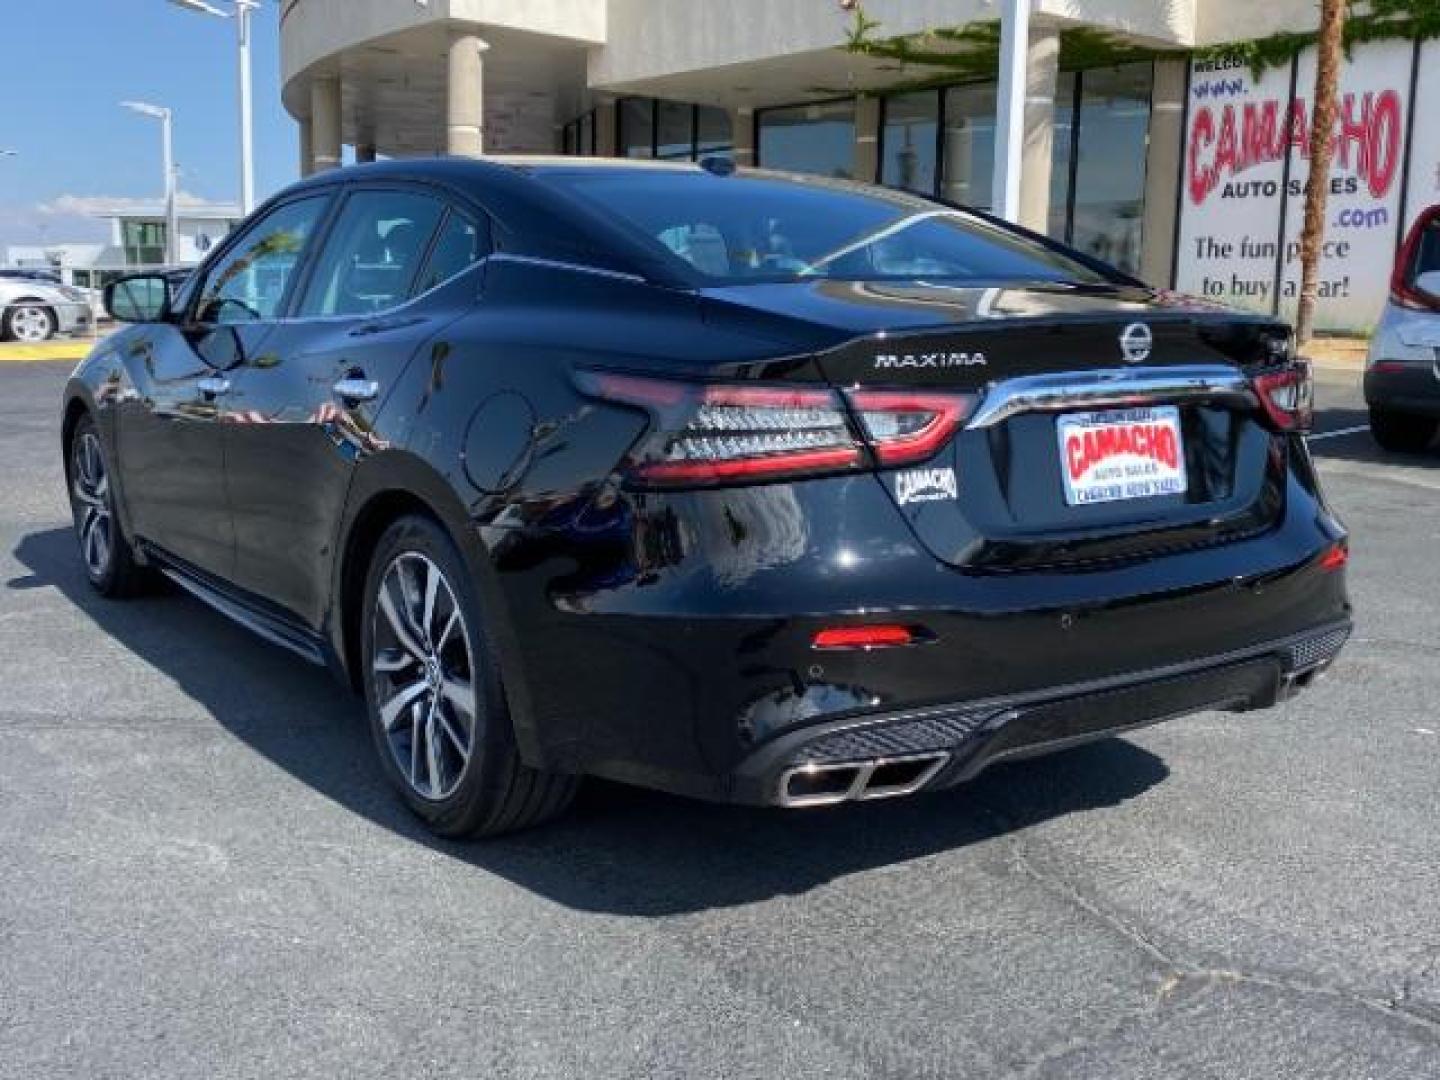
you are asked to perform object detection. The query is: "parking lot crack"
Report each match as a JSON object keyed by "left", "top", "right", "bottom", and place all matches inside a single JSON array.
[{"left": 1000, "top": 828, "right": 1440, "bottom": 1043}]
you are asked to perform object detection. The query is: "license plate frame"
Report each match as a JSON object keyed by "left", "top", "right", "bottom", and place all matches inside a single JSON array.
[{"left": 1057, "top": 405, "right": 1188, "bottom": 507}]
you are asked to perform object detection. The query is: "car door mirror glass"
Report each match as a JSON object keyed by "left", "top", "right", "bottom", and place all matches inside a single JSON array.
[{"left": 105, "top": 275, "right": 171, "bottom": 324}]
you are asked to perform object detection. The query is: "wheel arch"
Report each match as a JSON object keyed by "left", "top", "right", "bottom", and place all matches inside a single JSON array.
[{"left": 329, "top": 452, "right": 547, "bottom": 766}]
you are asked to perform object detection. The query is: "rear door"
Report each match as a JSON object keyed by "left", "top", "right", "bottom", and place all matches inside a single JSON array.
[{"left": 221, "top": 183, "right": 490, "bottom": 625}]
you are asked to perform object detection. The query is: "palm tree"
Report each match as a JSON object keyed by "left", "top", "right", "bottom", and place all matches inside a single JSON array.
[{"left": 1296, "top": 0, "right": 1347, "bottom": 343}]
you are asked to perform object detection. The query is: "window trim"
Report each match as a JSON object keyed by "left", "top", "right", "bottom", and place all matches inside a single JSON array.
[{"left": 281, "top": 181, "right": 492, "bottom": 325}]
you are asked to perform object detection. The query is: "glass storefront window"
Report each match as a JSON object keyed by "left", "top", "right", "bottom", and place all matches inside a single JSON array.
[
  {"left": 1068, "top": 63, "right": 1152, "bottom": 274},
  {"left": 620, "top": 98, "right": 655, "bottom": 158},
  {"left": 696, "top": 105, "right": 733, "bottom": 159},
  {"left": 757, "top": 100, "right": 856, "bottom": 179},
  {"left": 881, "top": 92, "right": 939, "bottom": 194},
  {"left": 657, "top": 100, "right": 694, "bottom": 160},
  {"left": 1048, "top": 72, "right": 1077, "bottom": 241},
  {"left": 941, "top": 83, "right": 996, "bottom": 211}
]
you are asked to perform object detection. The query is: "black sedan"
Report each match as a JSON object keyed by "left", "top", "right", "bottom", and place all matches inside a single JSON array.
[{"left": 63, "top": 158, "right": 1351, "bottom": 836}]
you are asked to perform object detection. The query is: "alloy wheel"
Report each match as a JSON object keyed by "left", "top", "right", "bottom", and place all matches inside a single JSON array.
[
  {"left": 370, "top": 552, "right": 479, "bottom": 801},
  {"left": 71, "top": 432, "right": 113, "bottom": 578},
  {"left": 11, "top": 306, "right": 53, "bottom": 343}
]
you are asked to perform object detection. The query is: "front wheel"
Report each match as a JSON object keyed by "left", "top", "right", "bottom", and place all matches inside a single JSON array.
[
  {"left": 1369, "top": 408, "right": 1438, "bottom": 453},
  {"left": 360, "top": 515, "right": 578, "bottom": 838},
  {"left": 4, "top": 303, "right": 57, "bottom": 343},
  {"left": 67, "top": 415, "right": 150, "bottom": 596}
]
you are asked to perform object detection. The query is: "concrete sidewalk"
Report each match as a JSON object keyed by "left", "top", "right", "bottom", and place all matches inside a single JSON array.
[{"left": 1304, "top": 336, "right": 1369, "bottom": 370}]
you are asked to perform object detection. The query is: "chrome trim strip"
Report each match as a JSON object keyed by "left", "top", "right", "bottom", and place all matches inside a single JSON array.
[
  {"left": 966, "top": 364, "right": 1256, "bottom": 429},
  {"left": 485, "top": 252, "right": 648, "bottom": 284}
]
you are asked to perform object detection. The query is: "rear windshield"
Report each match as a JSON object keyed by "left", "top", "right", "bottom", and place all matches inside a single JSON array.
[{"left": 541, "top": 169, "right": 1112, "bottom": 286}]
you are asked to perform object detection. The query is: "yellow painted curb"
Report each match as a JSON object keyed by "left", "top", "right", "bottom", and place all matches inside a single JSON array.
[{"left": 0, "top": 341, "right": 95, "bottom": 363}]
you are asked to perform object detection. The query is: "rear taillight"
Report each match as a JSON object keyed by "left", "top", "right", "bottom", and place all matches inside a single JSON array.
[
  {"left": 847, "top": 390, "right": 977, "bottom": 466},
  {"left": 1391, "top": 208, "right": 1440, "bottom": 312},
  {"left": 1252, "top": 362, "right": 1314, "bottom": 433},
  {"left": 578, "top": 373, "right": 974, "bottom": 488}
]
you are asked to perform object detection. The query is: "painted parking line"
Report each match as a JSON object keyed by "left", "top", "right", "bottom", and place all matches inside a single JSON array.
[
  {"left": 0, "top": 342, "right": 96, "bottom": 363},
  {"left": 1307, "top": 425, "right": 1372, "bottom": 442}
]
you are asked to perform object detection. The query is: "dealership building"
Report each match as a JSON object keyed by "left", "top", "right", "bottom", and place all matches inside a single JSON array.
[{"left": 280, "top": 0, "right": 1440, "bottom": 330}]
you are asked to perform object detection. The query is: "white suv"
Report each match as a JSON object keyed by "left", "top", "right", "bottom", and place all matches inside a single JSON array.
[{"left": 1366, "top": 205, "right": 1440, "bottom": 452}]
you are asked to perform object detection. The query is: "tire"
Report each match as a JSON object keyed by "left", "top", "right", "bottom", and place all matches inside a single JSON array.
[
  {"left": 1369, "top": 408, "right": 1438, "bottom": 453},
  {"left": 4, "top": 301, "right": 58, "bottom": 343},
  {"left": 360, "top": 514, "right": 578, "bottom": 838},
  {"left": 66, "top": 414, "right": 150, "bottom": 597}
]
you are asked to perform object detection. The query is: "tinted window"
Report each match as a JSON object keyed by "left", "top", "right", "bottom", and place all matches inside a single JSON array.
[
  {"left": 298, "top": 190, "right": 446, "bottom": 317},
  {"left": 882, "top": 92, "right": 938, "bottom": 195},
  {"left": 546, "top": 170, "right": 1109, "bottom": 286},
  {"left": 415, "top": 212, "right": 488, "bottom": 294},
  {"left": 197, "top": 196, "right": 327, "bottom": 324},
  {"left": 757, "top": 100, "right": 856, "bottom": 179}
]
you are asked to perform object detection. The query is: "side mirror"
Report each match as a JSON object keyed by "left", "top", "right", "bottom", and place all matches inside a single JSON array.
[
  {"left": 104, "top": 274, "right": 172, "bottom": 324},
  {"left": 1413, "top": 269, "right": 1440, "bottom": 301}
]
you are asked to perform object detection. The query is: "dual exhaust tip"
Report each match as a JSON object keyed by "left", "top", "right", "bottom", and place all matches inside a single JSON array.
[{"left": 777, "top": 752, "right": 950, "bottom": 808}]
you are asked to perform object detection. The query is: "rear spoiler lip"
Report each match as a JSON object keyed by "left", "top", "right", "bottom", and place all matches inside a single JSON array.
[{"left": 965, "top": 364, "right": 1257, "bottom": 429}]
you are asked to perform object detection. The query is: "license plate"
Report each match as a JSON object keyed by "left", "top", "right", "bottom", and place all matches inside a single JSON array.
[{"left": 1057, "top": 406, "right": 1187, "bottom": 506}]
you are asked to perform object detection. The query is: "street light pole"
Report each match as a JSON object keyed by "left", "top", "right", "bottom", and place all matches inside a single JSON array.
[
  {"left": 168, "top": 0, "right": 257, "bottom": 215},
  {"left": 122, "top": 101, "right": 179, "bottom": 266},
  {"left": 237, "top": 0, "right": 255, "bottom": 214}
]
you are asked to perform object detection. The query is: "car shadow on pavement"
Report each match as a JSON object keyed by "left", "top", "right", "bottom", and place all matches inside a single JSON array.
[{"left": 12, "top": 526, "right": 1170, "bottom": 917}]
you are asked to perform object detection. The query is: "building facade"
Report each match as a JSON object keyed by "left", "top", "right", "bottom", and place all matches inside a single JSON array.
[{"left": 279, "top": 0, "right": 1440, "bottom": 331}]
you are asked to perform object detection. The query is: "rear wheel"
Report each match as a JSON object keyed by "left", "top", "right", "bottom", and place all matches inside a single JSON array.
[
  {"left": 360, "top": 515, "right": 578, "bottom": 838},
  {"left": 67, "top": 415, "right": 149, "bottom": 596},
  {"left": 4, "top": 302, "right": 57, "bottom": 343},
  {"left": 1369, "top": 408, "right": 1438, "bottom": 453}
]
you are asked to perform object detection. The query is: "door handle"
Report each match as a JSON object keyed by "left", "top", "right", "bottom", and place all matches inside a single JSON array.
[
  {"left": 197, "top": 376, "right": 231, "bottom": 398},
  {"left": 333, "top": 376, "right": 380, "bottom": 404}
]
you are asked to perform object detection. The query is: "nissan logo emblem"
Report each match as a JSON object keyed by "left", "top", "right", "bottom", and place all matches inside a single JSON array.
[{"left": 1120, "top": 323, "right": 1153, "bottom": 364}]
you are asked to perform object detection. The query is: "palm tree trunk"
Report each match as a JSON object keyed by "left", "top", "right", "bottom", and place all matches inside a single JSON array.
[{"left": 1296, "top": 0, "right": 1347, "bottom": 343}]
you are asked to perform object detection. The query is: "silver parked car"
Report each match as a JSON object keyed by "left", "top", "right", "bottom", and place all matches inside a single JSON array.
[
  {"left": 1366, "top": 204, "right": 1440, "bottom": 452},
  {"left": 0, "top": 274, "right": 93, "bottom": 342}
]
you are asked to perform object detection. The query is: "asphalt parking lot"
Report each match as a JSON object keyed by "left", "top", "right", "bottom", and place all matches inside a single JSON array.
[{"left": 1, "top": 360, "right": 1437, "bottom": 1078}]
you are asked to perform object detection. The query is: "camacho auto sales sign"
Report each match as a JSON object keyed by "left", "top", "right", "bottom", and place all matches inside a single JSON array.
[{"left": 1175, "top": 40, "right": 1413, "bottom": 331}]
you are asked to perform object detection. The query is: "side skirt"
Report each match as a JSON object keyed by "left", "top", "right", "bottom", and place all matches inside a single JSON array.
[{"left": 141, "top": 543, "right": 331, "bottom": 668}]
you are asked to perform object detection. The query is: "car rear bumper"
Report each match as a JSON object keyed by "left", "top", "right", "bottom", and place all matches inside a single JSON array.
[
  {"left": 1365, "top": 359, "right": 1440, "bottom": 415},
  {"left": 732, "top": 620, "right": 1350, "bottom": 807}
]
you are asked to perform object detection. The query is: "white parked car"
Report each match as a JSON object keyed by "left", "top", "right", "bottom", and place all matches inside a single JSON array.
[
  {"left": 0, "top": 274, "right": 93, "bottom": 342},
  {"left": 1366, "top": 204, "right": 1440, "bottom": 452}
]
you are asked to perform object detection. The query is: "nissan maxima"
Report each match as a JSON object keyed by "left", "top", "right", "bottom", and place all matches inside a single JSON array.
[{"left": 63, "top": 158, "right": 1351, "bottom": 836}]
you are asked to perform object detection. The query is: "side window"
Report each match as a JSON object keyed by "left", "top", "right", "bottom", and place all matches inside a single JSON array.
[
  {"left": 297, "top": 190, "right": 446, "bottom": 318},
  {"left": 196, "top": 196, "right": 328, "bottom": 325},
  {"left": 414, "top": 211, "right": 490, "bottom": 295}
]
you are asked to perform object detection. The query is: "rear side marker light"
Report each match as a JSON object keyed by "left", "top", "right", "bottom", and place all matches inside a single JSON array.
[
  {"left": 1318, "top": 544, "right": 1348, "bottom": 572},
  {"left": 812, "top": 625, "right": 927, "bottom": 650},
  {"left": 1252, "top": 362, "right": 1315, "bottom": 433},
  {"left": 578, "top": 372, "right": 975, "bottom": 488}
]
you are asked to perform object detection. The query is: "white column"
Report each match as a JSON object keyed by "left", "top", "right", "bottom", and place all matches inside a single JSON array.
[
  {"left": 310, "top": 75, "right": 342, "bottom": 172},
  {"left": 447, "top": 34, "right": 489, "bottom": 157},
  {"left": 1019, "top": 23, "right": 1060, "bottom": 233},
  {"left": 992, "top": 0, "right": 1030, "bottom": 223},
  {"left": 298, "top": 115, "right": 314, "bottom": 178}
]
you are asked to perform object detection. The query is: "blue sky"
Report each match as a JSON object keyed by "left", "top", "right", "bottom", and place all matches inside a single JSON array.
[{"left": 0, "top": 0, "right": 296, "bottom": 249}]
